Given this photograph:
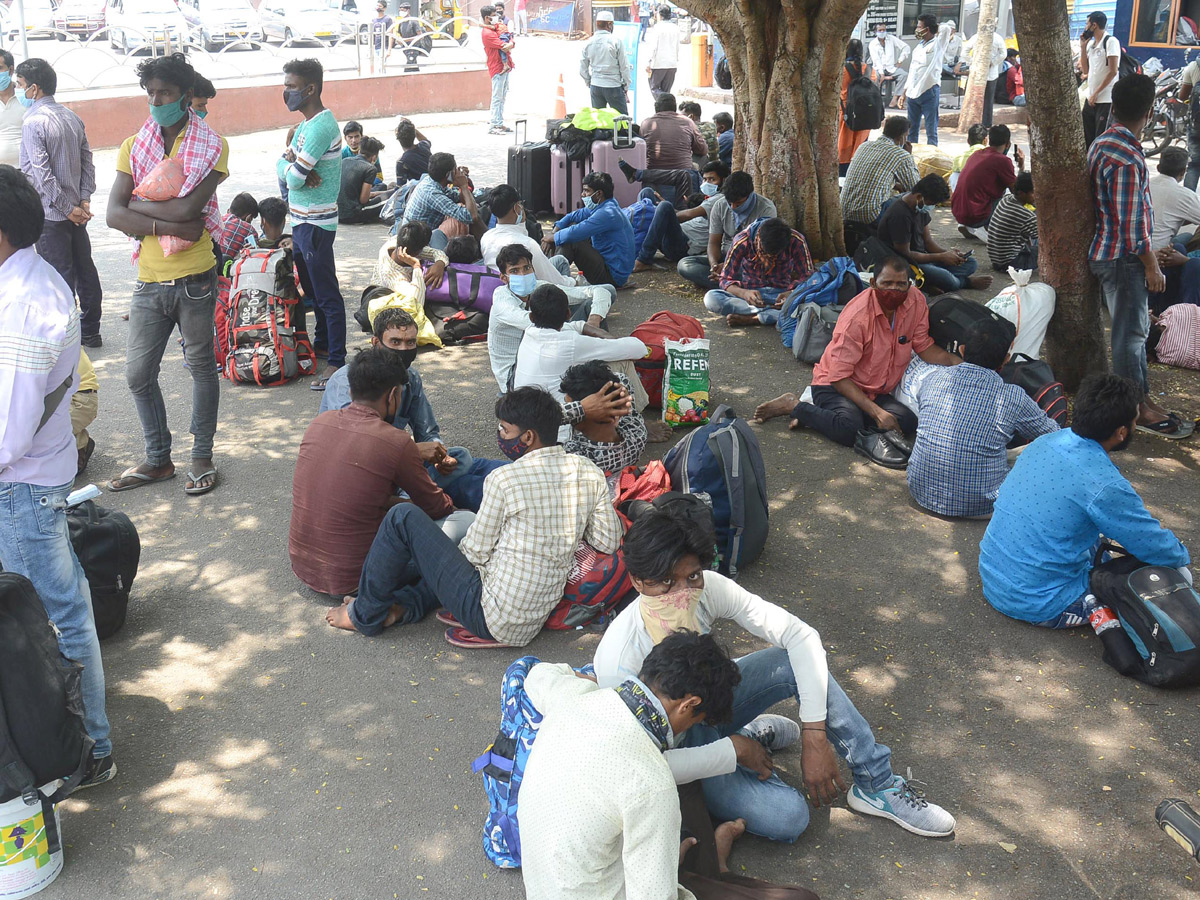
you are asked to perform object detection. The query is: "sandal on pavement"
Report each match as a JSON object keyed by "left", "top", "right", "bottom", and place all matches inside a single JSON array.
[
  {"left": 310, "top": 378, "right": 330, "bottom": 391},
  {"left": 444, "top": 626, "right": 511, "bottom": 649},
  {"left": 108, "top": 467, "right": 176, "bottom": 492},
  {"left": 435, "top": 609, "right": 460, "bottom": 627},
  {"left": 185, "top": 469, "right": 218, "bottom": 495},
  {"left": 1136, "top": 413, "right": 1195, "bottom": 440}
]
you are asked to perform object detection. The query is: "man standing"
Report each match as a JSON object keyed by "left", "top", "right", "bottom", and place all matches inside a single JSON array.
[
  {"left": 0, "top": 165, "right": 114, "bottom": 788},
  {"left": 277, "top": 58, "right": 345, "bottom": 391},
  {"left": 16, "top": 59, "right": 103, "bottom": 349},
  {"left": 1080, "top": 11, "right": 1121, "bottom": 149},
  {"left": 369, "top": 0, "right": 392, "bottom": 67},
  {"left": 580, "top": 10, "right": 630, "bottom": 115},
  {"left": 902, "top": 15, "right": 955, "bottom": 146},
  {"left": 963, "top": 27, "right": 1008, "bottom": 129},
  {"left": 481, "top": 4, "right": 514, "bottom": 135},
  {"left": 0, "top": 51, "right": 23, "bottom": 167},
  {"left": 644, "top": 5, "right": 679, "bottom": 100},
  {"left": 868, "top": 23, "right": 909, "bottom": 108}
]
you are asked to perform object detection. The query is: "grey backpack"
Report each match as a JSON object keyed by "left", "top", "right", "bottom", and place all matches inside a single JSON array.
[{"left": 792, "top": 303, "right": 845, "bottom": 364}]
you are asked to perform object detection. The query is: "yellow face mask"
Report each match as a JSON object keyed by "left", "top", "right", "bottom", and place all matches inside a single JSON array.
[{"left": 639, "top": 587, "right": 703, "bottom": 643}]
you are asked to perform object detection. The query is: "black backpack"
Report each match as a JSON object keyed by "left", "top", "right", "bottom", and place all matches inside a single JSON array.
[
  {"left": 0, "top": 572, "right": 94, "bottom": 805},
  {"left": 844, "top": 64, "right": 884, "bottom": 132},
  {"left": 715, "top": 56, "right": 732, "bottom": 90},
  {"left": 927, "top": 294, "right": 1017, "bottom": 357},
  {"left": 67, "top": 501, "right": 141, "bottom": 640},
  {"left": 1000, "top": 353, "right": 1068, "bottom": 426},
  {"left": 1106, "top": 36, "right": 1143, "bottom": 81}
]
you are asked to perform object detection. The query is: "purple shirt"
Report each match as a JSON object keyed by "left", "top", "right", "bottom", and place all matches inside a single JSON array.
[{"left": 19, "top": 96, "right": 95, "bottom": 221}]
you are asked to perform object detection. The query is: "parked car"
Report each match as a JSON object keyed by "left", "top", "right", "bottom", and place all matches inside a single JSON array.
[
  {"left": 177, "top": 0, "right": 262, "bottom": 49},
  {"left": 53, "top": 0, "right": 106, "bottom": 38},
  {"left": 328, "top": 0, "right": 371, "bottom": 42},
  {"left": 2, "top": 0, "right": 58, "bottom": 43},
  {"left": 259, "top": 0, "right": 342, "bottom": 45},
  {"left": 105, "top": 0, "right": 190, "bottom": 52}
]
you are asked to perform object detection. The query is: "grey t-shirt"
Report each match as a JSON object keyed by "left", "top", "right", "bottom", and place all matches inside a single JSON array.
[
  {"left": 708, "top": 194, "right": 779, "bottom": 252},
  {"left": 338, "top": 156, "right": 379, "bottom": 221},
  {"left": 681, "top": 195, "right": 720, "bottom": 255}
]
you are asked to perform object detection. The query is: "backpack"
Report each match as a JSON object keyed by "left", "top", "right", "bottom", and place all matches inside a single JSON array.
[
  {"left": 632, "top": 311, "right": 706, "bottom": 408},
  {"left": 66, "top": 501, "right": 141, "bottom": 641},
  {"left": 927, "top": 293, "right": 1016, "bottom": 357},
  {"left": 222, "top": 247, "right": 316, "bottom": 386},
  {"left": 1106, "top": 35, "right": 1142, "bottom": 81},
  {"left": 1000, "top": 352, "right": 1068, "bottom": 426},
  {"left": 544, "top": 541, "right": 634, "bottom": 630},
  {"left": 0, "top": 573, "right": 94, "bottom": 806},
  {"left": 213, "top": 271, "right": 233, "bottom": 369},
  {"left": 613, "top": 460, "right": 672, "bottom": 527},
  {"left": 624, "top": 197, "right": 657, "bottom": 256},
  {"left": 792, "top": 303, "right": 846, "bottom": 364},
  {"left": 431, "top": 308, "right": 490, "bottom": 345},
  {"left": 1089, "top": 545, "right": 1200, "bottom": 688},
  {"left": 715, "top": 56, "right": 732, "bottom": 90},
  {"left": 662, "top": 405, "right": 768, "bottom": 578},
  {"left": 778, "top": 257, "right": 862, "bottom": 349},
  {"left": 843, "top": 64, "right": 885, "bottom": 132}
]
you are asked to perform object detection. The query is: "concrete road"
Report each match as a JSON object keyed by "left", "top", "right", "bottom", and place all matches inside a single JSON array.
[{"left": 32, "top": 113, "right": 1200, "bottom": 900}]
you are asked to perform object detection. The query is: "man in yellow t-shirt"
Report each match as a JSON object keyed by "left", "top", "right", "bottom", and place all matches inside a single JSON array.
[
  {"left": 70, "top": 349, "right": 99, "bottom": 475},
  {"left": 105, "top": 53, "right": 227, "bottom": 497}
]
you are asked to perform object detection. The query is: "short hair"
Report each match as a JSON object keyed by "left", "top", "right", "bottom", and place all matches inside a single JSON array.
[
  {"left": 755, "top": 217, "right": 792, "bottom": 256},
  {"left": 1072, "top": 374, "right": 1142, "bottom": 441},
  {"left": 678, "top": 100, "right": 701, "bottom": 118},
  {"left": 1111, "top": 73, "right": 1155, "bottom": 124},
  {"left": 988, "top": 124, "right": 1011, "bottom": 147},
  {"left": 15, "top": 58, "right": 57, "bottom": 96},
  {"left": 722, "top": 171, "right": 754, "bottom": 204},
  {"left": 918, "top": 13, "right": 939, "bottom": 31},
  {"left": 712, "top": 111, "right": 733, "bottom": 130},
  {"left": 701, "top": 160, "right": 730, "bottom": 180},
  {"left": 347, "top": 346, "right": 408, "bottom": 402},
  {"left": 657, "top": 4, "right": 671, "bottom": 18},
  {"left": 1013, "top": 171, "right": 1034, "bottom": 194},
  {"left": 496, "top": 242, "right": 533, "bottom": 273},
  {"left": 877, "top": 255, "right": 911, "bottom": 279},
  {"left": 136, "top": 53, "right": 192, "bottom": 94},
  {"left": 638, "top": 630, "right": 740, "bottom": 725},
  {"left": 582, "top": 170, "right": 614, "bottom": 200},
  {"left": 960, "top": 319, "right": 1012, "bottom": 370},
  {"left": 914, "top": 173, "right": 950, "bottom": 205},
  {"left": 428, "top": 152, "right": 457, "bottom": 184},
  {"left": 622, "top": 506, "right": 718, "bottom": 581},
  {"left": 193, "top": 74, "right": 216, "bottom": 99},
  {"left": 373, "top": 306, "right": 417, "bottom": 340},
  {"left": 343, "top": 120, "right": 363, "bottom": 136},
  {"left": 966, "top": 123, "right": 987, "bottom": 146},
  {"left": 396, "top": 221, "right": 432, "bottom": 255},
  {"left": 654, "top": 92, "right": 677, "bottom": 113},
  {"left": 283, "top": 58, "right": 324, "bottom": 92},
  {"left": 1159, "top": 145, "right": 1189, "bottom": 178},
  {"left": 396, "top": 119, "right": 416, "bottom": 147},
  {"left": 257, "top": 196, "right": 287, "bottom": 228},
  {"left": 0, "top": 165, "right": 45, "bottom": 249},
  {"left": 528, "top": 283, "right": 571, "bottom": 329},
  {"left": 1087, "top": 10, "right": 1108, "bottom": 28},
  {"left": 359, "top": 136, "right": 384, "bottom": 157},
  {"left": 884, "top": 115, "right": 911, "bottom": 140},
  {"left": 445, "top": 234, "right": 480, "bottom": 264},
  {"left": 0, "top": 49, "right": 13, "bottom": 71},
  {"left": 560, "top": 359, "right": 617, "bottom": 403},
  {"left": 1006, "top": 47, "right": 1019, "bottom": 58},
  {"left": 229, "top": 192, "right": 258, "bottom": 219},
  {"left": 488, "top": 183, "right": 521, "bottom": 219},
  {"left": 495, "top": 386, "right": 562, "bottom": 446}
]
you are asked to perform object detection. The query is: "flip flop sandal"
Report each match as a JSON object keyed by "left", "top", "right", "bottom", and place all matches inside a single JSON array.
[
  {"left": 310, "top": 378, "right": 330, "bottom": 392},
  {"left": 435, "top": 609, "right": 460, "bottom": 627},
  {"left": 444, "top": 626, "right": 512, "bottom": 649},
  {"left": 108, "top": 467, "right": 176, "bottom": 492},
  {"left": 185, "top": 469, "right": 219, "bottom": 495},
  {"left": 1136, "top": 414, "right": 1195, "bottom": 440}
]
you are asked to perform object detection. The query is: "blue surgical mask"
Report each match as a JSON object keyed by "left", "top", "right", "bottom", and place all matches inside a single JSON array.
[
  {"left": 700, "top": 181, "right": 719, "bottom": 197},
  {"left": 508, "top": 272, "right": 537, "bottom": 297},
  {"left": 915, "top": 202, "right": 927, "bottom": 214},
  {"left": 195, "top": 108, "right": 208, "bottom": 119},
  {"left": 0, "top": 72, "right": 11, "bottom": 92},
  {"left": 14, "top": 86, "right": 33, "bottom": 108},
  {"left": 516, "top": 209, "right": 525, "bottom": 225},
  {"left": 150, "top": 98, "right": 188, "bottom": 127},
  {"left": 582, "top": 195, "right": 597, "bottom": 210}
]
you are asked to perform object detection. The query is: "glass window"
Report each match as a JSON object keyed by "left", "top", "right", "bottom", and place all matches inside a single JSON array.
[
  {"left": 903, "top": 0, "right": 960, "bottom": 36},
  {"left": 1133, "top": 0, "right": 1174, "bottom": 43}
]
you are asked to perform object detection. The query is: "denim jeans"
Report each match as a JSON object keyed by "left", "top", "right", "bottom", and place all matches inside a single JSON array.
[
  {"left": 907, "top": 85, "right": 941, "bottom": 145},
  {"left": 0, "top": 480, "right": 110, "bottom": 758},
  {"left": 126, "top": 269, "right": 220, "bottom": 466},
  {"left": 681, "top": 647, "right": 893, "bottom": 842},
  {"left": 549, "top": 254, "right": 572, "bottom": 277},
  {"left": 37, "top": 219, "right": 104, "bottom": 338},
  {"left": 920, "top": 255, "right": 978, "bottom": 293},
  {"left": 1090, "top": 255, "right": 1151, "bottom": 393},
  {"left": 352, "top": 503, "right": 492, "bottom": 639},
  {"left": 292, "top": 224, "right": 347, "bottom": 368},
  {"left": 639, "top": 200, "right": 692, "bottom": 264},
  {"left": 1187, "top": 124, "right": 1200, "bottom": 192},
  {"left": 589, "top": 84, "right": 628, "bottom": 116},
  {"left": 678, "top": 254, "right": 719, "bottom": 290},
  {"left": 435, "top": 454, "right": 509, "bottom": 512},
  {"left": 703, "top": 287, "right": 785, "bottom": 326},
  {"left": 793, "top": 385, "right": 917, "bottom": 447},
  {"left": 490, "top": 71, "right": 510, "bottom": 127}
]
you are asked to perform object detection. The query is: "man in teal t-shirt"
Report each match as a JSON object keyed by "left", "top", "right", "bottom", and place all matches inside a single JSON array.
[{"left": 278, "top": 58, "right": 345, "bottom": 389}]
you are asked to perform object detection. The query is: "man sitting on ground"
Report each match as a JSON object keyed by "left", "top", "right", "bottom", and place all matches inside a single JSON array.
[
  {"left": 338, "top": 136, "right": 390, "bottom": 224},
  {"left": 253, "top": 195, "right": 289, "bottom": 249},
  {"left": 594, "top": 507, "right": 957, "bottom": 843},
  {"left": 1148, "top": 146, "right": 1200, "bottom": 311},
  {"left": 325, "top": 386, "right": 622, "bottom": 648},
  {"left": 395, "top": 118, "right": 431, "bottom": 183},
  {"left": 678, "top": 171, "right": 777, "bottom": 291},
  {"left": 952, "top": 124, "right": 1024, "bottom": 242},
  {"left": 404, "top": 151, "right": 480, "bottom": 248},
  {"left": 560, "top": 360, "right": 647, "bottom": 479},
  {"left": 480, "top": 184, "right": 575, "bottom": 287},
  {"left": 714, "top": 111, "right": 734, "bottom": 167},
  {"left": 290, "top": 347, "right": 474, "bottom": 599},
  {"left": 979, "top": 373, "right": 1191, "bottom": 628},
  {"left": 632, "top": 161, "right": 729, "bottom": 273},
  {"left": 680, "top": 99, "right": 719, "bottom": 166},
  {"left": 907, "top": 319, "right": 1059, "bottom": 518},
  {"left": 840, "top": 115, "right": 919, "bottom": 229},
  {"left": 703, "top": 217, "right": 814, "bottom": 328},
  {"left": 753, "top": 256, "right": 960, "bottom": 454},
  {"left": 544, "top": 172, "right": 636, "bottom": 288},
  {"left": 372, "top": 221, "right": 449, "bottom": 292},
  {"left": 219, "top": 192, "right": 259, "bottom": 260},
  {"left": 445, "top": 234, "right": 481, "bottom": 264},
  {"left": 986, "top": 171, "right": 1038, "bottom": 271}
]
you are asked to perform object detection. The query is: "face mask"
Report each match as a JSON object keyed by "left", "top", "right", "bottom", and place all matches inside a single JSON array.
[
  {"left": 582, "top": 194, "right": 597, "bottom": 210},
  {"left": 700, "top": 180, "right": 720, "bottom": 197},
  {"left": 396, "top": 347, "right": 418, "bottom": 367},
  {"left": 507, "top": 272, "right": 537, "bottom": 297},
  {"left": 14, "top": 86, "right": 33, "bottom": 108},
  {"left": 497, "top": 431, "right": 529, "bottom": 461},
  {"left": 283, "top": 87, "right": 307, "bottom": 112},
  {"left": 0, "top": 72, "right": 10, "bottom": 92},
  {"left": 150, "top": 98, "right": 188, "bottom": 127},
  {"left": 639, "top": 586, "right": 703, "bottom": 644},
  {"left": 195, "top": 108, "right": 208, "bottom": 119},
  {"left": 914, "top": 202, "right": 927, "bottom": 214},
  {"left": 516, "top": 207, "right": 525, "bottom": 225},
  {"left": 874, "top": 286, "right": 909, "bottom": 311}
]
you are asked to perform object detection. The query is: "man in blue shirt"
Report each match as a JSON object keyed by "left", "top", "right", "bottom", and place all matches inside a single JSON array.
[
  {"left": 714, "top": 112, "right": 734, "bottom": 169},
  {"left": 543, "top": 171, "right": 635, "bottom": 288},
  {"left": 979, "top": 374, "right": 1191, "bottom": 628}
]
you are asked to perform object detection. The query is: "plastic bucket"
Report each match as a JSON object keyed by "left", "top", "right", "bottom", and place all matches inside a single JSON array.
[{"left": 0, "top": 795, "right": 63, "bottom": 899}]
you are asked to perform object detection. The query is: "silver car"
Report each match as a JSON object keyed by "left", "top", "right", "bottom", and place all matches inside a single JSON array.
[
  {"left": 259, "top": 0, "right": 342, "bottom": 45},
  {"left": 178, "top": 0, "right": 263, "bottom": 50}
]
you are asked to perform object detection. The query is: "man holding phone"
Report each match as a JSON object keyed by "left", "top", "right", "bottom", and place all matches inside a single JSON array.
[{"left": 1080, "top": 11, "right": 1121, "bottom": 148}]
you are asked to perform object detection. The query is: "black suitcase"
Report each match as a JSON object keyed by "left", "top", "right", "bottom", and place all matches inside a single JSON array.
[
  {"left": 67, "top": 500, "right": 140, "bottom": 640},
  {"left": 507, "top": 120, "right": 552, "bottom": 217},
  {"left": 927, "top": 293, "right": 1016, "bottom": 357}
]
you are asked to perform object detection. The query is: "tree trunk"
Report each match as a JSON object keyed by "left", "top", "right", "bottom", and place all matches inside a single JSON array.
[
  {"left": 956, "top": 0, "right": 999, "bottom": 134},
  {"left": 1011, "top": 0, "right": 1107, "bottom": 388},
  {"left": 684, "top": 0, "right": 872, "bottom": 259}
]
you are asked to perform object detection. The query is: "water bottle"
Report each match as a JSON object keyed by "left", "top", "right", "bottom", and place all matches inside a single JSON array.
[
  {"left": 1156, "top": 799, "right": 1200, "bottom": 863},
  {"left": 1087, "top": 598, "right": 1145, "bottom": 675}
]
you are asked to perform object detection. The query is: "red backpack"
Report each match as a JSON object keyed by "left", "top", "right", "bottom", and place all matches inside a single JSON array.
[
  {"left": 613, "top": 460, "right": 672, "bottom": 528},
  {"left": 545, "top": 542, "right": 634, "bottom": 630},
  {"left": 632, "top": 311, "right": 706, "bottom": 407}
]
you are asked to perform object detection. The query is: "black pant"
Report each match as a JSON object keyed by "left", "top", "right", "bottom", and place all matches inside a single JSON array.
[
  {"left": 649, "top": 68, "right": 676, "bottom": 98},
  {"left": 793, "top": 384, "right": 917, "bottom": 447},
  {"left": 1083, "top": 101, "right": 1112, "bottom": 148},
  {"left": 982, "top": 77, "right": 998, "bottom": 129},
  {"left": 558, "top": 238, "right": 614, "bottom": 287},
  {"left": 37, "top": 219, "right": 103, "bottom": 338}
]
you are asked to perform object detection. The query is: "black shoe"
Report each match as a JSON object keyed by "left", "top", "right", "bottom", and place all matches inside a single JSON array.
[
  {"left": 81, "top": 333, "right": 103, "bottom": 349},
  {"left": 617, "top": 159, "right": 639, "bottom": 184},
  {"left": 853, "top": 429, "right": 909, "bottom": 469},
  {"left": 881, "top": 429, "right": 913, "bottom": 456},
  {"left": 77, "top": 755, "right": 117, "bottom": 790},
  {"left": 77, "top": 437, "right": 96, "bottom": 477}
]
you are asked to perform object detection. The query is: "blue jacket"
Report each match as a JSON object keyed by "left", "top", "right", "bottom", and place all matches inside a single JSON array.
[
  {"left": 318, "top": 364, "right": 441, "bottom": 444},
  {"left": 555, "top": 198, "right": 636, "bottom": 287}
]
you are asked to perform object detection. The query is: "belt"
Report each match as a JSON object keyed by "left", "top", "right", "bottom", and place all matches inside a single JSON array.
[{"left": 140, "top": 270, "right": 215, "bottom": 287}]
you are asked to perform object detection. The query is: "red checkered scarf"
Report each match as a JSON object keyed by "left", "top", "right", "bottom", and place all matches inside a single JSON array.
[{"left": 129, "top": 110, "right": 224, "bottom": 255}]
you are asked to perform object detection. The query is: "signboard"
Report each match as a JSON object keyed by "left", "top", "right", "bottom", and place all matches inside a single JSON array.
[
  {"left": 863, "top": 0, "right": 899, "bottom": 33},
  {"left": 611, "top": 19, "right": 642, "bottom": 118},
  {"left": 527, "top": 0, "right": 576, "bottom": 33}
]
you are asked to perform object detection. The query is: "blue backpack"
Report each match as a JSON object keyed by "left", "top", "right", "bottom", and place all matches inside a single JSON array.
[
  {"left": 777, "top": 257, "right": 863, "bottom": 349},
  {"left": 624, "top": 197, "right": 656, "bottom": 256},
  {"left": 662, "top": 405, "right": 769, "bottom": 579}
]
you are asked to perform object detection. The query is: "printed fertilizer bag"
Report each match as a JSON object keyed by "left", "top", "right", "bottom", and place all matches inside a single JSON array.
[{"left": 662, "top": 338, "right": 711, "bottom": 427}]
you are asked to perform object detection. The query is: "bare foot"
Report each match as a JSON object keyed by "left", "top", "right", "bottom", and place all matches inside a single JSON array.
[
  {"left": 726, "top": 313, "right": 761, "bottom": 327},
  {"left": 967, "top": 274, "right": 994, "bottom": 290},
  {"left": 957, "top": 224, "right": 979, "bottom": 242},
  {"left": 325, "top": 597, "right": 404, "bottom": 632},
  {"left": 714, "top": 818, "right": 747, "bottom": 873},
  {"left": 678, "top": 836, "right": 697, "bottom": 867},
  {"left": 632, "top": 259, "right": 662, "bottom": 273},
  {"left": 645, "top": 419, "right": 673, "bottom": 443},
  {"left": 753, "top": 393, "right": 796, "bottom": 423}
]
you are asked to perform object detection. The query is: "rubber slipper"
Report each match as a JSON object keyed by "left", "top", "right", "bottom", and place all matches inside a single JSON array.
[
  {"left": 435, "top": 609, "right": 460, "bottom": 627},
  {"left": 108, "top": 467, "right": 176, "bottom": 492},
  {"left": 310, "top": 378, "right": 330, "bottom": 392},
  {"left": 1136, "top": 414, "right": 1195, "bottom": 440},
  {"left": 185, "top": 469, "right": 218, "bottom": 495},
  {"left": 444, "top": 626, "right": 511, "bottom": 649}
]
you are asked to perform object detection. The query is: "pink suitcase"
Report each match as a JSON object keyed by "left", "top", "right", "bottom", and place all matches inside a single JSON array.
[
  {"left": 587, "top": 118, "right": 647, "bottom": 208},
  {"left": 551, "top": 145, "right": 588, "bottom": 216}
]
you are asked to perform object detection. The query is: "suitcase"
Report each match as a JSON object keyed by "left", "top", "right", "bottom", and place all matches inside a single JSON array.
[
  {"left": 545, "top": 116, "right": 570, "bottom": 142},
  {"left": 587, "top": 117, "right": 647, "bottom": 208},
  {"left": 506, "top": 120, "right": 552, "bottom": 216},
  {"left": 551, "top": 144, "right": 588, "bottom": 216},
  {"left": 67, "top": 500, "right": 141, "bottom": 640}
]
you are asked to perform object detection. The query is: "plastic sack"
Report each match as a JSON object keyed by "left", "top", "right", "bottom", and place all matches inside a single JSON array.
[
  {"left": 894, "top": 355, "right": 937, "bottom": 416},
  {"left": 132, "top": 157, "right": 195, "bottom": 257},
  {"left": 662, "top": 337, "right": 710, "bottom": 427},
  {"left": 912, "top": 143, "right": 953, "bottom": 195},
  {"left": 366, "top": 285, "right": 443, "bottom": 348},
  {"left": 986, "top": 268, "right": 1056, "bottom": 359}
]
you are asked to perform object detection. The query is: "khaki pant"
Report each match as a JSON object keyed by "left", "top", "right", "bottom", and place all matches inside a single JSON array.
[
  {"left": 70, "top": 390, "right": 98, "bottom": 450},
  {"left": 607, "top": 359, "right": 650, "bottom": 411}
]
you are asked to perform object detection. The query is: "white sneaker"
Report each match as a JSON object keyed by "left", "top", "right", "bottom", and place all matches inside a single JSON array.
[
  {"left": 847, "top": 772, "right": 956, "bottom": 837},
  {"left": 736, "top": 714, "right": 801, "bottom": 752}
]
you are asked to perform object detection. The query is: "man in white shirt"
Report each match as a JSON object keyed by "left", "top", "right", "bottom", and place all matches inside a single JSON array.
[
  {"left": 594, "top": 507, "right": 957, "bottom": 842},
  {"left": 1148, "top": 146, "right": 1200, "bottom": 311},
  {"left": 963, "top": 28, "right": 1008, "bottom": 129},
  {"left": 1079, "top": 10, "right": 1121, "bottom": 147},
  {"left": 0, "top": 50, "right": 24, "bottom": 167},
  {"left": 645, "top": 5, "right": 680, "bottom": 100},
  {"left": 580, "top": 10, "right": 631, "bottom": 115},
  {"left": 480, "top": 184, "right": 574, "bottom": 286},
  {"left": 868, "top": 23, "right": 910, "bottom": 108},
  {"left": 902, "top": 15, "right": 955, "bottom": 146}
]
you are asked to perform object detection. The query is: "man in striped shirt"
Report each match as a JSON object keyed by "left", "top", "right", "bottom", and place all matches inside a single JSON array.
[
  {"left": 278, "top": 58, "right": 344, "bottom": 390},
  {"left": 840, "top": 116, "right": 919, "bottom": 227},
  {"left": 986, "top": 172, "right": 1038, "bottom": 271}
]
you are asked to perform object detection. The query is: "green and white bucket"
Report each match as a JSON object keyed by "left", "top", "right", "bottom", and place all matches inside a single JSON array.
[{"left": 0, "top": 794, "right": 63, "bottom": 899}]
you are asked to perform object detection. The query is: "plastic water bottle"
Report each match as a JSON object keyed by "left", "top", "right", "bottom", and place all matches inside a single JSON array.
[
  {"left": 1087, "top": 598, "right": 1144, "bottom": 674},
  {"left": 1156, "top": 799, "right": 1200, "bottom": 863}
]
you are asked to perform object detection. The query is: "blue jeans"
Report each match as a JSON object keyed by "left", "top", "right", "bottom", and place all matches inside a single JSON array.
[
  {"left": 0, "top": 480, "right": 110, "bottom": 758},
  {"left": 434, "top": 452, "right": 508, "bottom": 512},
  {"left": 126, "top": 269, "right": 220, "bottom": 466},
  {"left": 1090, "top": 256, "right": 1151, "bottom": 393},
  {"left": 292, "top": 224, "right": 347, "bottom": 368},
  {"left": 921, "top": 255, "right": 978, "bottom": 293},
  {"left": 550, "top": 254, "right": 572, "bottom": 277},
  {"left": 352, "top": 503, "right": 492, "bottom": 639},
  {"left": 490, "top": 71, "right": 509, "bottom": 127},
  {"left": 639, "top": 199, "right": 691, "bottom": 264},
  {"left": 589, "top": 84, "right": 628, "bottom": 116},
  {"left": 703, "top": 287, "right": 785, "bottom": 325},
  {"left": 682, "top": 647, "right": 893, "bottom": 842},
  {"left": 907, "top": 85, "right": 941, "bottom": 145},
  {"left": 678, "top": 254, "right": 719, "bottom": 290}
]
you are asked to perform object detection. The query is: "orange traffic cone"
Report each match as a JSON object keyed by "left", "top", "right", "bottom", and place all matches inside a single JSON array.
[{"left": 554, "top": 74, "right": 567, "bottom": 119}]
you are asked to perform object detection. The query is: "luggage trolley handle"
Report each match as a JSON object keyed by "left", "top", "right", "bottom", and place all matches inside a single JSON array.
[
  {"left": 613, "top": 116, "right": 634, "bottom": 149},
  {"left": 514, "top": 119, "right": 527, "bottom": 146}
]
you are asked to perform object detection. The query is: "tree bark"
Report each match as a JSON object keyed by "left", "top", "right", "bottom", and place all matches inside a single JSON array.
[
  {"left": 956, "top": 0, "right": 999, "bottom": 134},
  {"left": 684, "top": 0, "right": 871, "bottom": 259},
  {"left": 1011, "top": 0, "right": 1107, "bottom": 388}
]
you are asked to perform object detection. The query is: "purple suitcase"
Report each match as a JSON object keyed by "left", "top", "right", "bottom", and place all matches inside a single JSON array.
[
  {"left": 551, "top": 145, "right": 588, "bottom": 216},
  {"left": 587, "top": 117, "right": 647, "bottom": 208}
]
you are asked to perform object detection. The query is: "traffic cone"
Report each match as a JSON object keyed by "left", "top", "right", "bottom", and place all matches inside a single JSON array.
[{"left": 554, "top": 74, "right": 567, "bottom": 119}]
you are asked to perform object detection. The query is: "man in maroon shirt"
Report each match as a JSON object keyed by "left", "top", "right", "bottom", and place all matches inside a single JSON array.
[
  {"left": 289, "top": 347, "right": 474, "bottom": 597},
  {"left": 952, "top": 124, "right": 1024, "bottom": 240}
]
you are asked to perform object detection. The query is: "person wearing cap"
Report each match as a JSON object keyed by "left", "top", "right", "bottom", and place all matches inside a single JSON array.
[
  {"left": 393, "top": 1, "right": 429, "bottom": 72},
  {"left": 580, "top": 10, "right": 631, "bottom": 115}
]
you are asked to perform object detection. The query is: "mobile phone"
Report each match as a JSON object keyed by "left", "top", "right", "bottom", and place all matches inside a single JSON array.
[{"left": 964, "top": 249, "right": 975, "bottom": 258}]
